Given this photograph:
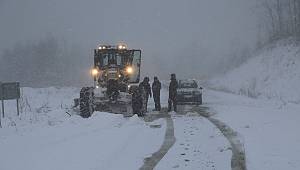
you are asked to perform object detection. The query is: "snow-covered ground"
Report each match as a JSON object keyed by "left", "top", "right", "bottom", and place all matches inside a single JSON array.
[
  {"left": 206, "top": 89, "right": 300, "bottom": 170},
  {"left": 1, "top": 80, "right": 300, "bottom": 170},
  {"left": 0, "top": 87, "right": 166, "bottom": 170},
  {"left": 0, "top": 112, "right": 166, "bottom": 170},
  {"left": 205, "top": 39, "right": 300, "bottom": 169},
  {"left": 156, "top": 112, "right": 231, "bottom": 170},
  {"left": 0, "top": 87, "right": 231, "bottom": 170}
]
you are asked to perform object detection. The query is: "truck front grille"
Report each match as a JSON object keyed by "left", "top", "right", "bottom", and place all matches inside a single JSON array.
[{"left": 108, "top": 72, "right": 118, "bottom": 79}]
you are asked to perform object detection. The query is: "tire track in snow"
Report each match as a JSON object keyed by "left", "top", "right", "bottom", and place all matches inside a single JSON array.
[
  {"left": 192, "top": 106, "right": 247, "bottom": 170},
  {"left": 140, "top": 109, "right": 176, "bottom": 170},
  {"left": 139, "top": 105, "right": 246, "bottom": 170}
]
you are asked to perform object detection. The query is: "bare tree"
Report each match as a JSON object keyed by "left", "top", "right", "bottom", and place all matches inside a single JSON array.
[{"left": 259, "top": 0, "right": 300, "bottom": 43}]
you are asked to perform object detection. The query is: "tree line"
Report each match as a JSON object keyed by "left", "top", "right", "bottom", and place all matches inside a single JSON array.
[
  {"left": 260, "top": 0, "right": 300, "bottom": 42},
  {"left": 0, "top": 35, "right": 90, "bottom": 87}
]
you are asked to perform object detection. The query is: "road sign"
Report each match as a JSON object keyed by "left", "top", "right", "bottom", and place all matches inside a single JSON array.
[
  {"left": 0, "top": 82, "right": 21, "bottom": 121},
  {"left": 1, "top": 82, "right": 20, "bottom": 100}
]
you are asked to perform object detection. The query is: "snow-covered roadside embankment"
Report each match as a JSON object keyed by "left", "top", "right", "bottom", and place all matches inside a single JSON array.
[{"left": 208, "top": 38, "right": 300, "bottom": 104}]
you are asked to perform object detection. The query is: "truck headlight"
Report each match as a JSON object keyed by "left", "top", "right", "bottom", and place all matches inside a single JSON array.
[
  {"left": 118, "top": 44, "right": 127, "bottom": 50},
  {"left": 126, "top": 67, "right": 133, "bottom": 74},
  {"left": 91, "top": 68, "right": 99, "bottom": 76}
]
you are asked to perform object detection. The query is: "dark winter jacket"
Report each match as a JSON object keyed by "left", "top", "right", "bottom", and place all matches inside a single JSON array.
[
  {"left": 139, "top": 81, "right": 152, "bottom": 98},
  {"left": 152, "top": 80, "right": 161, "bottom": 96},
  {"left": 132, "top": 89, "right": 143, "bottom": 110},
  {"left": 169, "top": 79, "right": 178, "bottom": 99}
]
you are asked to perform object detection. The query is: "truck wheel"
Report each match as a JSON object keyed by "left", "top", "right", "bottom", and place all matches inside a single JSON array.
[{"left": 80, "top": 87, "right": 94, "bottom": 118}]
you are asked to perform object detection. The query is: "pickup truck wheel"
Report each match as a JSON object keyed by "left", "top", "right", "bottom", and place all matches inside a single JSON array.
[{"left": 199, "top": 94, "right": 203, "bottom": 105}]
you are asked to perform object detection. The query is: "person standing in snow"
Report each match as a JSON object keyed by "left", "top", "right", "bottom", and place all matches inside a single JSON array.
[
  {"left": 168, "top": 73, "right": 178, "bottom": 112},
  {"left": 139, "top": 77, "right": 152, "bottom": 113},
  {"left": 132, "top": 86, "right": 143, "bottom": 116},
  {"left": 152, "top": 76, "right": 161, "bottom": 111},
  {"left": 139, "top": 83, "right": 146, "bottom": 114}
]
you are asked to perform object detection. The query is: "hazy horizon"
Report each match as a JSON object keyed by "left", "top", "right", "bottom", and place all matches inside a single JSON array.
[{"left": 0, "top": 0, "right": 259, "bottom": 86}]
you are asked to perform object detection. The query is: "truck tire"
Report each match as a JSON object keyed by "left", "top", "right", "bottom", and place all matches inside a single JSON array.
[{"left": 80, "top": 87, "right": 94, "bottom": 118}]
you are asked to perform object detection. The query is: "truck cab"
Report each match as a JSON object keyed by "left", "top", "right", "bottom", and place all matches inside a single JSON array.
[{"left": 92, "top": 44, "right": 141, "bottom": 92}]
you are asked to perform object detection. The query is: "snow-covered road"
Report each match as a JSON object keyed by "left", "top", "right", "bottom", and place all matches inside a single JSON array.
[
  {"left": 155, "top": 110, "right": 231, "bottom": 170},
  {"left": 206, "top": 90, "right": 300, "bottom": 170}
]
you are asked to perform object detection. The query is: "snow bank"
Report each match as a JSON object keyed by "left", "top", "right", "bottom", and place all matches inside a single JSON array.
[
  {"left": 209, "top": 38, "right": 300, "bottom": 104},
  {"left": 0, "top": 87, "right": 166, "bottom": 170},
  {"left": 0, "top": 87, "right": 79, "bottom": 134}
]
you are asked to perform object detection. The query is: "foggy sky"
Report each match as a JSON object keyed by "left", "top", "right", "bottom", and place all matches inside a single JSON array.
[{"left": 0, "top": 0, "right": 258, "bottom": 81}]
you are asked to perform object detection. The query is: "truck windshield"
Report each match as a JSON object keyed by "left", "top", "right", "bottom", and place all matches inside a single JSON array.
[{"left": 102, "top": 53, "right": 122, "bottom": 66}]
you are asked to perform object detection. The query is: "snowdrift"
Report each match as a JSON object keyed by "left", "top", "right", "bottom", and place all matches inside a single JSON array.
[
  {"left": 209, "top": 38, "right": 300, "bottom": 104},
  {"left": 0, "top": 87, "right": 79, "bottom": 131},
  {"left": 0, "top": 87, "right": 167, "bottom": 170}
]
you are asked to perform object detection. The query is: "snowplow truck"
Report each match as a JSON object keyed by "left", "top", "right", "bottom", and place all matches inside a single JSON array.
[{"left": 75, "top": 44, "right": 142, "bottom": 118}]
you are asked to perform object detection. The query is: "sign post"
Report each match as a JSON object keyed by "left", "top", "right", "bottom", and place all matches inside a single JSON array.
[
  {"left": 0, "top": 82, "right": 20, "bottom": 120},
  {"left": 17, "top": 99, "right": 19, "bottom": 116}
]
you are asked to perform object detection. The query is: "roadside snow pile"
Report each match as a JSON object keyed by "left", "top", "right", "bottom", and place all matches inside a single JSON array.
[
  {"left": 0, "top": 111, "right": 166, "bottom": 170},
  {"left": 0, "top": 87, "right": 79, "bottom": 134},
  {"left": 209, "top": 38, "right": 300, "bottom": 104},
  {"left": 0, "top": 87, "right": 167, "bottom": 170}
]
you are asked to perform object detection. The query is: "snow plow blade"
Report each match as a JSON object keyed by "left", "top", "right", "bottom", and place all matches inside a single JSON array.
[{"left": 95, "top": 101, "right": 133, "bottom": 117}]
